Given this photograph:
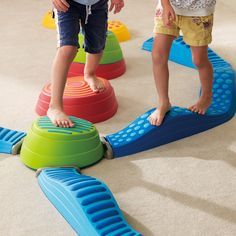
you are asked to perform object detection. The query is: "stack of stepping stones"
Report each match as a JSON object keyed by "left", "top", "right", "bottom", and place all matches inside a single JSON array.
[{"left": 68, "top": 31, "right": 126, "bottom": 80}]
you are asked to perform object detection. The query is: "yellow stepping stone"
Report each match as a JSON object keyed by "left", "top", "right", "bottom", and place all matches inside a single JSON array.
[
  {"left": 42, "top": 10, "right": 56, "bottom": 30},
  {"left": 108, "top": 20, "right": 131, "bottom": 42}
]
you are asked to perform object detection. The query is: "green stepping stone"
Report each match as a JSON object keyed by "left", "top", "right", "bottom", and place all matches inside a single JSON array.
[
  {"left": 20, "top": 116, "right": 104, "bottom": 169},
  {"left": 74, "top": 31, "right": 123, "bottom": 65}
]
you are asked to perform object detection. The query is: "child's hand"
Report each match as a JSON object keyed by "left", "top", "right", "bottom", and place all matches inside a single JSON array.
[
  {"left": 162, "top": 4, "right": 176, "bottom": 27},
  {"left": 52, "top": 0, "right": 70, "bottom": 12},
  {"left": 109, "top": 0, "right": 124, "bottom": 14}
]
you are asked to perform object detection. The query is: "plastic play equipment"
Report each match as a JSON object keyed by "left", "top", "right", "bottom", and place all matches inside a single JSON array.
[
  {"left": 18, "top": 115, "right": 141, "bottom": 234},
  {"left": 37, "top": 167, "right": 141, "bottom": 236},
  {"left": 20, "top": 116, "right": 104, "bottom": 170},
  {"left": 0, "top": 127, "right": 26, "bottom": 154},
  {"left": 101, "top": 37, "right": 236, "bottom": 158},
  {"left": 108, "top": 20, "right": 131, "bottom": 42},
  {"left": 68, "top": 59, "right": 126, "bottom": 80},
  {"left": 7, "top": 35, "right": 235, "bottom": 236},
  {"left": 75, "top": 32, "right": 123, "bottom": 64},
  {"left": 42, "top": 10, "right": 56, "bottom": 30},
  {"left": 19, "top": 117, "right": 141, "bottom": 234},
  {"left": 68, "top": 31, "right": 126, "bottom": 80},
  {"left": 35, "top": 76, "right": 118, "bottom": 123}
]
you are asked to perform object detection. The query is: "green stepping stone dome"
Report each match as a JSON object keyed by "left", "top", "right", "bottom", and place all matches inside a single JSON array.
[
  {"left": 74, "top": 31, "right": 123, "bottom": 65},
  {"left": 20, "top": 116, "right": 104, "bottom": 170}
]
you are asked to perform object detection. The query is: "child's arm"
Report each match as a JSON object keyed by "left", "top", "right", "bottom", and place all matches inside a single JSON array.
[
  {"left": 52, "top": 0, "right": 70, "bottom": 12},
  {"left": 161, "top": 0, "right": 176, "bottom": 26},
  {"left": 109, "top": 0, "right": 124, "bottom": 14}
]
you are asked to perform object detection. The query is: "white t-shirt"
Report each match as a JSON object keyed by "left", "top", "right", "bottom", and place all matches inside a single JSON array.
[
  {"left": 157, "top": 0, "right": 216, "bottom": 16},
  {"left": 73, "top": 0, "right": 100, "bottom": 5}
]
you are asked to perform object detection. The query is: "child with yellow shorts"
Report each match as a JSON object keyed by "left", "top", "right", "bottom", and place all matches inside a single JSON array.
[{"left": 149, "top": 0, "right": 216, "bottom": 126}]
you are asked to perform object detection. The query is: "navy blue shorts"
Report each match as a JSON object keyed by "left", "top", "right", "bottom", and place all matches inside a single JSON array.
[{"left": 54, "top": 0, "right": 108, "bottom": 54}]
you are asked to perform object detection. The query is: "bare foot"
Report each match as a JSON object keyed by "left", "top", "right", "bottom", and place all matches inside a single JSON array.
[
  {"left": 148, "top": 102, "right": 171, "bottom": 126},
  {"left": 47, "top": 107, "right": 74, "bottom": 128},
  {"left": 84, "top": 75, "right": 105, "bottom": 93},
  {"left": 189, "top": 95, "right": 212, "bottom": 115}
]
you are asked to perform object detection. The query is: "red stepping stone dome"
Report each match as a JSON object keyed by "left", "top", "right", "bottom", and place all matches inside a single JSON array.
[
  {"left": 68, "top": 60, "right": 126, "bottom": 80},
  {"left": 36, "top": 76, "right": 118, "bottom": 123}
]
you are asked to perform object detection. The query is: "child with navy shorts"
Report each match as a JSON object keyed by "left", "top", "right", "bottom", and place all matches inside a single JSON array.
[{"left": 48, "top": 0, "right": 124, "bottom": 127}]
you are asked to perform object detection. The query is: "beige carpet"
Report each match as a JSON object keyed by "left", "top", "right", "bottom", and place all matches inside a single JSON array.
[{"left": 0, "top": 0, "right": 236, "bottom": 235}]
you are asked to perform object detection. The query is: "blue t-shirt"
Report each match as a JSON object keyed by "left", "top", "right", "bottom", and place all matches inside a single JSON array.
[{"left": 73, "top": 0, "right": 100, "bottom": 5}]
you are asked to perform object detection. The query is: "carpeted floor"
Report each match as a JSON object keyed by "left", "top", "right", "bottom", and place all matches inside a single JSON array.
[{"left": 0, "top": 0, "right": 236, "bottom": 235}]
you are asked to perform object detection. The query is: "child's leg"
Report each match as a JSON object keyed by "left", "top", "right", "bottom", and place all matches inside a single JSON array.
[
  {"left": 47, "top": 46, "right": 77, "bottom": 128},
  {"left": 81, "top": 0, "right": 108, "bottom": 92},
  {"left": 179, "top": 14, "right": 214, "bottom": 114},
  {"left": 82, "top": 0, "right": 122, "bottom": 91},
  {"left": 47, "top": 5, "right": 80, "bottom": 127},
  {"left": 189, "top": 46, "right": 213, "bottom": 114},
  {"left": 84, "top": 52, "right": 104, "bottom": 93},
  {"left": 149, "top": 34, "right": 175, "bottom": 126}
]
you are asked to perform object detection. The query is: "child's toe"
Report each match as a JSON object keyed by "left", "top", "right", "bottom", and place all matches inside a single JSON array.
[
  {"left": 149, "top": 117, "right": 154, "bottom": 125},
  {"left": 93, "top": 87, "right": 99, "bottom": 93},
  {"left": 69, "top": 121, "right": 74, "bottom": 127},
  {"left": 188, "top": 106, "right": 194, "bottom": 111},
  {"left": 60, "top": 121, "right": 64, "bottom": 127},
  {"left": 64, "top": 121, "right": 69, "bottom": 128},
  {"left": 149, "top": 116, "right": 155, "bottom": 126},
  {"left": 157, "top": 115, "right": 164, "bottom": 126},
  {"left": 153, "top": 119, "right": 158, "bottom": 126},
  {"left": 98, "top": 85, "right": 104, "bottom": 92},
  {"left": 63, "top": 121, "right": 69, "bottom": 128},
  {"left": 60, "top": 121, "right": 66, "bottom": 128},
  {"left": 192, "top": 107, "right": 198, "bottom": 113},
  {"left": 57, "top": 121, "right": 62, "bottom": 127},
  {"left": 200, "top": 109, "right": 206, "bottom": 115}
]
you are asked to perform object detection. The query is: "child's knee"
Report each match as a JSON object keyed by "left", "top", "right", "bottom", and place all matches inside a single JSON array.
[
  {"left": 192, "top": 54, "right": 210, "bottom": 68},
  {"left": 58, "top": 46, "right": 77, "bottom": 61},
  {"left": 152, "top": 50, "right": 168, "bottom": 65},
  {"left": 192, "top": 56, "right": 202, "bottom": 68}
]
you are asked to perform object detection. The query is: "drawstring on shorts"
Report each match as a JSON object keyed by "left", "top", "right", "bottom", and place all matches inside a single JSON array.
[{"left": 85, "top": 5, "right": 92, "bottom": 24}]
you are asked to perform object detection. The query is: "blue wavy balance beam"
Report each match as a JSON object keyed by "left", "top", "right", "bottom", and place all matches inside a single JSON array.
[
  {"left": 37, "top": 167, "right": 142, "bottom": 236},
  {"left": 0, "top": 127, "right": 26, "bottom": 154},
  {"left": 103, "top": 37, "right": 235, "bottom": 158}
]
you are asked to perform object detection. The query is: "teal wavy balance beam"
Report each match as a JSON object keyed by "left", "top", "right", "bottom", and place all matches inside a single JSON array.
[
  {"left": 0, "top": 127, "right": 26, "bottom": 154},
  {"left": 37, "top": 167, "right": 142, "bottom": 236},
  {"left": 103, "top": 37, "right": 235, "bottom": 158}
]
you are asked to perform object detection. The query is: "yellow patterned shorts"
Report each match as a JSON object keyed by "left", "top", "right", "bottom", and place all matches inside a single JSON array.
[{"left": 154, "top": 8, "right": 214, "bottom": 46}]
